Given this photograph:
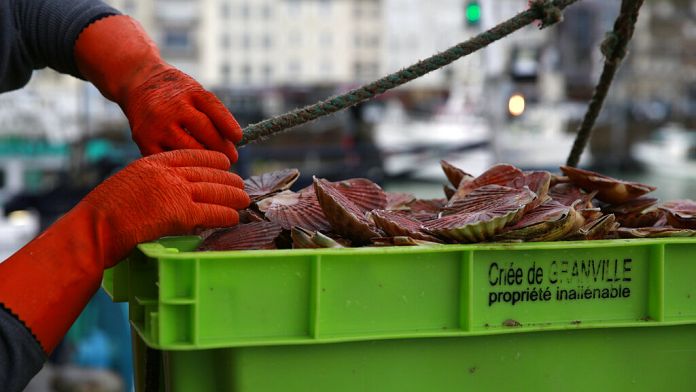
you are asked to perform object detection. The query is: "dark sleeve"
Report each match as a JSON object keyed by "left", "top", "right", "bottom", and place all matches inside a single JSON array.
[
  {"left": 0, "top": 0, "right": 120, "bottom": 93},
  {"left": 0, "top": 306, "right": 46, "bottom": 392}
]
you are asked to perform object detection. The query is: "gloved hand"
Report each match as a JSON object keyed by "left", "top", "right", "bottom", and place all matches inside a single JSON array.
[
  {"left": 74, "top": 15, "right": 242, "bottom": 161},
  {"left": 0, "top": 150, "right": 249, "bottom": 353}
]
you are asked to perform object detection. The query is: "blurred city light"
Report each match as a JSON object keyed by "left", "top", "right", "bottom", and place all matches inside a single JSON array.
[
  {"left": 508, "top": 94, "right": 525, "bottom": 117},
  {"left": 465, "top": 1, "right": 482, "bottom": 25}
]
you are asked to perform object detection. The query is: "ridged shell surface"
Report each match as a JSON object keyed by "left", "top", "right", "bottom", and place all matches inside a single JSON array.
[
  {"left": 370, "top": 210, "right": 442, "bottom": 242},
  {"left": 617, "top": 227, "right": 696, "bottom": 238},
  {"left": 659, "top": 199, "right": 696, "bottom": 228},
  {"left": 440, "top": 160, "right": 473, "bottom": 188},
  {"left": 198, "top": 222, "right": 283, "bottom": 251},
  {"left": 548, "top": 183, "right": 595, "bottom": 208},
  {"left": 244, "top": 168, "right": 300, "bottom": 200},
  {"left": 331, "top": 178, "right": 387, "bottom": 212},
  {"left": 386, "top": 192, "right": 416, "bottom": 210},
  {"left": 427, "top": 185, "right": 536, "bottom": 242},
  {"left": 313, "top": 177, "right": 382, "bottom": 244},
  {"left": 497, "top": 200, "right": 576, "bottom": 242},
  {"left": 407, "top": 198, "right": 446, "bottom": 213},
  {"left": 449, "top": 163, "right": 524, "bottom": 203},
  {"left": 263, "top": 191, "right": 331, "bottom": 231},
  {"left": 560, "top": 165, "right": 656, "bottom": 204}
]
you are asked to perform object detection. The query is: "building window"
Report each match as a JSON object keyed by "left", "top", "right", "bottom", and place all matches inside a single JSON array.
[
  {"left": 372, "top": 3, "right": 381, "bottom": 18},
  {"left": 220, "top": 2, "right": 230, "bottom": 18},
  {"left": 353, "top": 3, "right": 362, "bottom": 18},
  {"left": 353, "top": 62, "right": 362, "bottom": 77},
  {"left": 319, "top": 0, "right": 332, "bottom": 15},
  {"left": 354, "top": 34, "right": 361, "bottom": 48},
  {"left": 288, "top": 0, "right": 300, "bottom": 16},
  {"left": 320, "top": 61, "right": 332, "bottom": 75},
  {"left": 366, "top": 62, "right": 379, "bottom": 77},
  {"left": 262, "top": 34, "right": 272, "bottom": 49},
  {"left": 163, "top": 30, "right": 192, "bottom": 51},
  {"left": 240, "top": 2, "right": 250, "bottom": 18},
  {"left": 221, "top": 63, "right": 231, "bottom": 82},
  {"left": 123, "top": 0, "right": 136, "bottom": 14},
  {"left": 242, "top": 34, "right": 251, "bottom": 49},
  {"left": 221, "top": 34, "right": 231, "bottom": 49},
  {"left": 262, "top": 5, "right": 272, "bottom": 19},
  {"left": 263, "top": 64, "right": 273, "bottom": 82},
  {"left": 242, "top": 64, "right": 252, "bottom": 83},
  {"left": 289, "top": 61, "right": 301, "bottom": 77}
]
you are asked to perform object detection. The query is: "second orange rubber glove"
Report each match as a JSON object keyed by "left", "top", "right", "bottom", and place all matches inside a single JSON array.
[
  {"left": 74, "top": 15, "right": 242, "bottom": 161},
  {"left": 0, "top": 150, "right": 249, "bottom": 354}
]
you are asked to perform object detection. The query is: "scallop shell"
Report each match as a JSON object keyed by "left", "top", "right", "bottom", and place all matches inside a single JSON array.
[
  {"left": 410, "top": 211, "right": 440, "bottom": 224},
  {"left": 427, "top": 185, "right": 536, "bottom": 242},
  {"left": 560, "top": 166, "right": 656, "bottom": 204},
  {"left": 617, "top": 227, "right": 696, "bottom": 238},
  {"left": 244, "top": 168, "right": 300, "bottom": 201},
  {"left": 372, "top": 236, "right": 442, "bottom": 246},
  {"left": 263, "top": 190, "right": 331, "bottom": 232},
  {"left": 550, "top": 174, "right": 570, "bottom": 187},
  {"left": 578, "top": 207, "right": 603, "bottom": 222},
  {"left": 564, "top": 214, "right": 618, "bottom": 241},
  {"left": 443, "top": 184, "right": 456, "bottom": 200},
  {"left": 386, "top": 192, "right": 416, "bottom": 210},
  {"left": 511, "top": 171, "right": 552, "bottom": 212},
  {"left": 496, "top": 200, "right": 577, "bottom": 242},
  {"left": 653, "top": 213, "right": 669, "bottom": 227},
  {"left": 548, "top": 183, "right": 596, "bottom": 208},
  {"left": 407, "top": 198, "right": 446, "bottom": 213},
  {"left": 659, "top": 199, "right": 696, "bottom": 229},
  {"left": 442, "top": 184, "right": 537, "bottom": 220},
  {"left": 604, "top": 197, "right": 659, "bottom": 215},
  {"left": 370, "top": 210, "right": 443, "bottom": 242},
  {"left": 238, "top": 208, "right": 266, "bottom": 224},
  {"left": 614, "top": 208, "right": 663, "bottom": 228},
  {"left": 448, "top": 163, "right": 524, "bottom": 204},
  {"left": 331, "top": 178, "right": 387, "bottom": 212},
  {"left": 197, "top": 222, "right": 283, "bottom": 251},
  {"left": 291, "top": 227, "right": 348, "bottom": 248},
  {"left": 440, "top": 160, "right": 473, "bottom": 188},
  {"left": 256, "top": 190, "right": 298, "bottom": 213},
  {"left": 313, "top": 177, "right": 383, "bottom": 244},
  {"left": 192, "top": 227, "right": 218, "bottom": 240}
]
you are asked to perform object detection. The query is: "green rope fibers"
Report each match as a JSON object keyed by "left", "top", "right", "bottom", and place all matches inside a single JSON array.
[
  {"left": 239, "top": 0, "right": 579, "bottom": 146},
  {"left": 566, "top": 0, "right": 644, "bottom": 167}
]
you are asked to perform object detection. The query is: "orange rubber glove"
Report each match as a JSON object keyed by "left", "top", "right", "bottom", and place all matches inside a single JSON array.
[
  {"left": 74, "top": 15, "right": 242, "bottom": 161},
  {"left": 0, "top": 150, "right": 249, "bottom": 353}
]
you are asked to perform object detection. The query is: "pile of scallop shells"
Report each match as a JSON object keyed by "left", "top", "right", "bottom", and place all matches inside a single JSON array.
[{"left": 197, "top": 162, "right": 696, "bottom": 251}]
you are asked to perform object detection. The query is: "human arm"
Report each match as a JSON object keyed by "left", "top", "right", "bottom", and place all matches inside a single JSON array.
[
  {"left": 0, "top": 150, "right": 249, "bottom": 390},
  {"left": 1, "top": 0, "right": 242, "bottom": 161},
  {"left": 0, "top": 309, "right": 45, "bottom": 392},
  {"left": 73, "top": 15, "right": 243, "bottom": 161},
  {"left": 0, "top": 0, "right": 119, "bottom": 92}
]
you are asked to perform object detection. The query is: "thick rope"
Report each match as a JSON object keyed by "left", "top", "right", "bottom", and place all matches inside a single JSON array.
[
  {"left": 239, "top": 0, "right": 578, "bottom": 146},
  {"left": 566, "top": 0, "right": 644, "bottom": 167}
]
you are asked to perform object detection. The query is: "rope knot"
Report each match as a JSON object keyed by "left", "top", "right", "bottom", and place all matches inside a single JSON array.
[
  {"left": 529, "top": 0, "right": 563, "bottom": 29},
  {"left": 600, "top": 31, "right": 627, "bottom": 64}
]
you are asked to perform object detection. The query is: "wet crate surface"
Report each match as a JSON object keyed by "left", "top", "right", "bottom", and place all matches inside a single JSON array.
[
  {"left": 104, "top": 237, "right": 696, "bottom": 391},
  {"left": 132, "top": 325, "right": 696, "bottom": 392}
]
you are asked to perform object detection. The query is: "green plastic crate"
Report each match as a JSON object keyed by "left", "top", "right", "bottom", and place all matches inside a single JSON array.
[{"left": 105, "top": 237, "right": 696, "bottom": 391}]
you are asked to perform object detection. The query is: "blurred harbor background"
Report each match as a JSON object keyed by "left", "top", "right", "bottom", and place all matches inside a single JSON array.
[{"left": 4, "top": 0, "right": 696, "bottom": 390}]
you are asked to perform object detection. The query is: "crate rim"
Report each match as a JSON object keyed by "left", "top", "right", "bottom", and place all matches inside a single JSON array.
[{"left": 140, "top": 236, "right": 696, "bottom": 259}]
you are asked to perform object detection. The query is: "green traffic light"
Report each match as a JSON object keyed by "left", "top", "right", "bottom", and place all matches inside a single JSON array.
[{"left": 466, "top": 2, "right": 481, "bottom": 23}]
